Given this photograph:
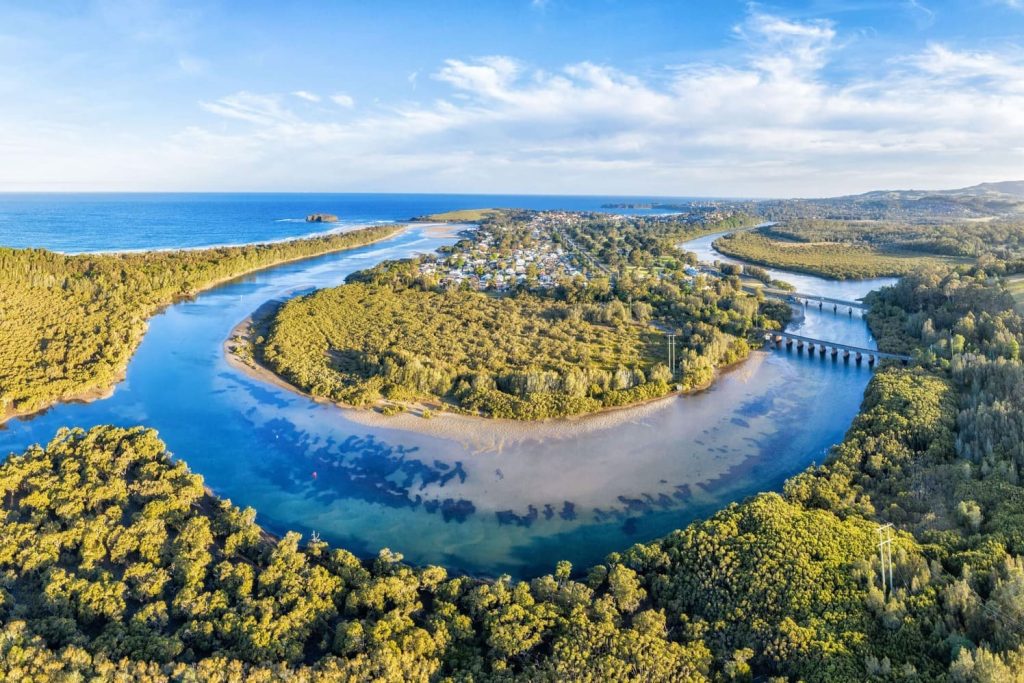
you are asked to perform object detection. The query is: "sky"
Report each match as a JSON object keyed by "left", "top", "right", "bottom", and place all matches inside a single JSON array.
[{"left": 2, "top": 0, "right": 1024, "bottom": 197}]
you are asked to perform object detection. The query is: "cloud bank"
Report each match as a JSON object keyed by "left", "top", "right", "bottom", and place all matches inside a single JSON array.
[{"left": 5, "top": 10, "right": 1024, "bottom": 196}]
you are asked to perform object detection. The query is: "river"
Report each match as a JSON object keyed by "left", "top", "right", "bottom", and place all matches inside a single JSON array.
[{"left": 0, "top": 224, "right": 896, "bottom": 578}]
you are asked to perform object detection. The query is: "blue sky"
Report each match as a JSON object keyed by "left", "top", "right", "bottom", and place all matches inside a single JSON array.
[{"left": 2, "top": 0, "right": 1024, "bottom": 196}]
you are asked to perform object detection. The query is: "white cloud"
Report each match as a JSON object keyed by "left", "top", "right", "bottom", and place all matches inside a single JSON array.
[
  {"left": 330, "top": 93, "right": 355, "bottom": 108},
  {"left": 292, "top": 90, "right": 321, "bottom": 103},
  {"left": 7, "top": 9, "right": 1024, "bottom": 195},
  {"left": 200, "top": 92, "right": 296, "bottom": 126}
]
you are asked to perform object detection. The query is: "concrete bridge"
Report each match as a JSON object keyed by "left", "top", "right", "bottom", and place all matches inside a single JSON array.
[
  {"left": 758, "top": 330, "right": 913, "bottom": 366},
  {"left": 756, "top": 287, "right": 869, "bottom": 311}
]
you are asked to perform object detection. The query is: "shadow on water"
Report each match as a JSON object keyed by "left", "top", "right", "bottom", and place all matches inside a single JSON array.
[{"left": 0, "top": 224, "right": 891, "bottom": 578}]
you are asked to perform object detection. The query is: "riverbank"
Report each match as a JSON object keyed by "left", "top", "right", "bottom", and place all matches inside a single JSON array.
[
  {"left": 223, "top": 299, "right": 777, "bottom": 451},
  {"left": 712, "top": 230, "right": 955, "bottom": 279},
  {"left": 0, "top": 224, "right": 406, "bottom": 427}
]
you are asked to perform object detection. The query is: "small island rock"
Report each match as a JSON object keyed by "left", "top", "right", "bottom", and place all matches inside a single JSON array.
[{"left": 306, "top": 213, "right": 339, "bottom": 223}]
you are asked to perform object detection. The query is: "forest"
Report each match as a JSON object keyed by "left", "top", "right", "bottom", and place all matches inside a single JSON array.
[
  {"left": 0, "top": 225, "right": 400, "bottom": 420},
  {"left": 4, "top": 206, "right": 1024, "bottom": 679},
  {"left": 713, "top": 229, "right": 952, "bottom": 279},
  {"left": 257, "top": 282, "right": 671, "bottom": 419},
  {"left": 251, "top": 223, "right": 787, "bottom": 419},
  {"left": 711, "top": 218, "right": 1024, "bottom": 280},
  {"left": 557, "top": 210, "right": 756, "bottom": 276},
  {"left": 4, "top": 259, "right": 1024, "bottom": 680}
]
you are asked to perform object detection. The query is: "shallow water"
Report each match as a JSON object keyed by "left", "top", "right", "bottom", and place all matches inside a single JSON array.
[
  {"left": 683, "top": 231, "right": 897, "bottom": 301},
  {"left": 1, "top": 223, "right": 895, "bottom": 577}
]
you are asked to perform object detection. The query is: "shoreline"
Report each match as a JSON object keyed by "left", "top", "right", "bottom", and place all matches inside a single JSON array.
[
  {"left": 224, "top": 304, "right": 767, "bottom": 451},
  {"left": 0, "top": 225, "right": 408, "bottom": 428}
]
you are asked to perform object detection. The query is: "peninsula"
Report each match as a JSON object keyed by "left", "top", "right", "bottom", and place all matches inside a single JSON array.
[
  {"left": 232, "top": 209, "right": 789, "bottom": 420},
  {"left": 0, "top": 224, "right": 402, "bottom": 423}
]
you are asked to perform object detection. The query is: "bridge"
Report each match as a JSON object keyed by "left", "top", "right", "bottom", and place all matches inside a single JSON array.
[
  {"left": 757, "top": 330, "right": 913, "bottom": 365},
  {"left": 753, "top": 286, "right": 870, "bottom": 311}
]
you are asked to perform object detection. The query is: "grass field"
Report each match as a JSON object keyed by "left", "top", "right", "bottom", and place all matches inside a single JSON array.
[
  {"left": 1007, "top": 274, "right": 1024, "bottom": 313},
  {"left": 419, "top": 208, "right": 499, "bottom": 222}
]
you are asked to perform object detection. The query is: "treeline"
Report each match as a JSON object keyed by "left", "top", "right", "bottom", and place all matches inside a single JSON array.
[
  {"left": 0, "top": 425, "right": 713, "bottom": 680},
  {"left": 713, "top": 229, "right": 949, "bottom": 279},
  {"left": 763, "top": 219, "right": 1024, "bottom": 261},
  {"left": 260, "top": 281, "right": 670, "bottom": 419},
  {"left": 558, "top": 211, "right": 757, "bottom": 275},
  {"left": 0, "top": 225, "right": 400, "bottom": 417},
  {"left": 5, "top": 262, "right": 1024, "bottom": 678},
  {"left": 0, "top": 376, "right": 960, "bottom": 682},
  {"left": 712, "top": 219, "right": 1024, "bottom": 280},
  {"left": 254, "top": 243, "right": 784, "bottom": 419}
]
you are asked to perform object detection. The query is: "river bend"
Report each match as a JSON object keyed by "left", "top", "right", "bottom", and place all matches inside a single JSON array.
[{"left": 0, "top": 225, "right": 895, "bottom": 577}]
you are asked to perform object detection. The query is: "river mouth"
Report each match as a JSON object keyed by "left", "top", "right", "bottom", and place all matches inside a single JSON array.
[{"left": 0, "top": 224, "right": 894, "bottom": 578}]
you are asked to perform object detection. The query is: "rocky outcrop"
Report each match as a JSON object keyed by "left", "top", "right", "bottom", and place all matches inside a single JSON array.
[{"left": 306, "top": 213, "right": 339, "bottom": 223}]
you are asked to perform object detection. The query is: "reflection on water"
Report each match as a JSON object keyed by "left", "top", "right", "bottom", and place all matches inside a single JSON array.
[
  {"left": 0, "top": 226, "right": 891, "bottom": 577},
  {"left": 683, "top": 232, "right": 897, "bottom": 301}
]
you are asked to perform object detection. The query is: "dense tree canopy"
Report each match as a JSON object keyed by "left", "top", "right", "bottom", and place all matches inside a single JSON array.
[
  {"left": 713, "top": 229, "right": 952, "bottom": 279},
  {"left": 6, "top": 208, "right": 1024, "bottom": 679},
  {"left": 0, "top": 226, "right": 400, "bottom": 418},
  {"left": 246, "top": 211, "right": 788, "bottom": 419},
  {"left": 8, "top": 260, "right": 1024, "bottom": 679}
]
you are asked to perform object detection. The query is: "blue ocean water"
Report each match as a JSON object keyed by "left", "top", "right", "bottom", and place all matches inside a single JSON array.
[{"left": 0, "top": 192, "right": 694, "bottom": 253}]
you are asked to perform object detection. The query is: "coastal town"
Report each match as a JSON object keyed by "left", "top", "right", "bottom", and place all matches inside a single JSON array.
[
  {"left": 418, "top": 210, "right": 710, "bottom": 292},
  {"left": 417, "top": 211, "right": 588, "bottom": 291}
]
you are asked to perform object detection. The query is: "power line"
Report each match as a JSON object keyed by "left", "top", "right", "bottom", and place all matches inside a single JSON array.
[
  {"left": 877, "top": 524, "right": 895, "bottom": 597},
  {"left": 666, "top": 333, "right": 676, "bottom": 379}
]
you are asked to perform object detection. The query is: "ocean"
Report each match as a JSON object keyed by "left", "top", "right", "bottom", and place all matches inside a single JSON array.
[{"left": 0, "top": 192, "right": 697, "bottom": 253}]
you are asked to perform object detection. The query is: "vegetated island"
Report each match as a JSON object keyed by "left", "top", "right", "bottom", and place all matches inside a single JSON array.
[
  {"left": 0, "top": 224, "right": 402, "bottom": 424},
  {"left": 5, "top": 258, "right": 1024, "bottom": 680},
  {"left": 230, "top": 209, "right": 789, "bottom": 420},
  {"left": 711, "top": 220, "right": 976, "bottom": 279}
]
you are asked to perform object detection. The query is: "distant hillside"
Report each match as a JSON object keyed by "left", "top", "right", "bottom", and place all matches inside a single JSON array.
[
  {"left": 758, "top": 180, "right": 1024, "bottom": 222},
  {"left": 955, "top": 180, "right": 1024, "bottom": 198}
]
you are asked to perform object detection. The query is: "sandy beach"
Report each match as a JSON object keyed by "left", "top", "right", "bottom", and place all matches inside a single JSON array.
[{"left": 223, "top": 301, "right": 775, "bottom": 453}]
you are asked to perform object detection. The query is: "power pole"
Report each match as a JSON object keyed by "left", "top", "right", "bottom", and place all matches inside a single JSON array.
[
  {"left": 667, "top": 334, "right": 676, "bottom": 378},
  {"left": 876, "top": 524, "right": 894, "bottom": 597}
]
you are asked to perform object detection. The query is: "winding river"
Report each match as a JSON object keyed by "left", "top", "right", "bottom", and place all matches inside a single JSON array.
[{"left": 0, "top": 224, "right": 896, "bottom": 578}]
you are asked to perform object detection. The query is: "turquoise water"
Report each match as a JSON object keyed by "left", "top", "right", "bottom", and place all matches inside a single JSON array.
[
  {"left": 0, "top": 209, "right": 895, "bottom": 578},
  {"left": 0, "top": 192, "right": 692, "bottom": 253}
]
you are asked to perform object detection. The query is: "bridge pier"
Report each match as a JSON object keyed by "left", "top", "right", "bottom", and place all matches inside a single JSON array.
[{"left": 756, "top": 330, "right": 912, "bottom": 365}]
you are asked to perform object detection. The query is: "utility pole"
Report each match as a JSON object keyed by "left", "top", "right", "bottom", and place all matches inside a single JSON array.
[
  {"left": 876, "top": 524, "right": 894, "bottom": 597},
  {"left": 667, "top": 334, "right": 677, "bottom": 378}
]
